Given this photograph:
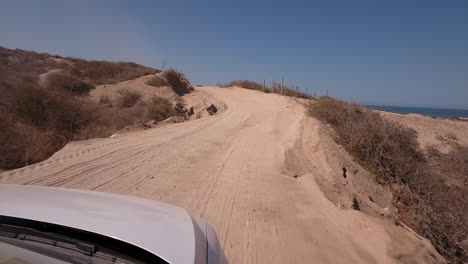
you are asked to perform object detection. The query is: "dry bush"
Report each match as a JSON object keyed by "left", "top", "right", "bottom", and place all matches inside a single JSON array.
[
  {"left": 65, "top": 59, "right": 160, "bottom": 85},
  {"left": 0, "top": 46, "right": 61, "bottom": 77},
  {"left": 146, "top": 76, "right": 167, "bottom": 87},
  {"left": 0, "top": 121, "right": 65, "bottom": 169},
  {"left": 143, "top": 96, "right": 174, "bottom": 122},
  {"left": 46, "top": 72, "right": 94, "bottom": 95},
  {"left": 116, "top": 89, "right": 142, "bottom": 108},
  {"left": 0, "top": 79, "right": 95, "bottom": 168},
  {"left": 98, "top": 95, "right": 111, "bottom": 105},
  {"left": 159, "top": 69, "right": 194, "bottom": 95},
  {"left": 0, "top": 46, "right": 173, "bottom": 169},
  {"left": 223, "top": 80, "right": 313, "bottom": 99},
  {"left": 309, "top": 97, "right": 423, "bottom": 183},
  {"left": 309, "top": 97, "right": 468, "bottom": 262},
  {"left": 222, "top": 80, "right": 268, "bottom": 92},
  {"left": 75, "top": 96, "right": 175, "bottom": 140}
]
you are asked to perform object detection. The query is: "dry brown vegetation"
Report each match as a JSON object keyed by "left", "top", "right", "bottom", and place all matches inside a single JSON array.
[
  {"left": 145, "top": 75, "right": 168, "bottom": 87},
  {"left": 0, "top": 47, "right": 184, "bottom": 170},
  {"left": 46, "top": 72, "right": 94, "bottom": 95},
  {"left": 309, "top": 97, "right": 467, "bottom": 263},
  {"left": 65, "top": 59, "right": 159, "bottom": 85},
  {"left": 146, "top": 69, "right": 194, "bottom": 96},
  {"left": 116, "top": 89, "right": 142, "bottom": 108},
  {"left": 222, "top": 80, "right": 313, "bottom": 99}
]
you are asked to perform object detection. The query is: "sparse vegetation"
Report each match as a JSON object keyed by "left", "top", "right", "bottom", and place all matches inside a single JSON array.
[
  {"left": 222, "top": 80, "right": 313, "bottom": 99},
  {"left": 65, "top": 59, "right": 159, "bottom": 85},
  {"left": 116, "top": 89, "right": 142, "bottom": 108},
  {"left": 146, "top": 76, "right": 167, "bottom": 87},
  {"left": 161, "top": 69, "right": 194, "bottom": 95},
  {"left": 143, "top": 96, "right": 175, "bottom": 122},
  {"left": 0, "top": 47, "right": 186, "bottom": 170},
  {"left": 46, "top": 72, "right": 94, "bottom": 95},
  {"left": 309, "top": 97, "right": 467, "bottom": 263},
  {"left": 146, "top": 70, "right": 193, "bottom": 96}
]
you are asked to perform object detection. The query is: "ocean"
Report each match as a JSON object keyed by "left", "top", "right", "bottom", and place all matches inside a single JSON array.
[{"left": 367, "top": 105, "right": 468, "bottom": 118}]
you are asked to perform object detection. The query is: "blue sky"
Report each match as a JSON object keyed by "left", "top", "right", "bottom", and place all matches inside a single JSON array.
[{"left": 1, "top": 0, "right": 467, "bottom": 109}]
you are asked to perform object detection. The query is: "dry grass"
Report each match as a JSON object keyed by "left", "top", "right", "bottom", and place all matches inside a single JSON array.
[
  {"left": 309, "top": 97, "right": 423, "bottom": 183},
  {"left": 223, "top": 80, "right": 268, "bottom": 92},
  {"left": 222, "top": 80, "right": 313, "bottom": 99},
  {"left": 161, "top": 69, "right": 194, "bottom": 95},
  {"left": 46, "top": 72, "right": 94, "bottom": 95},
  {"left": 143, "top": 96, "right": 175, "bottom": 121},
  {"left": 0, "top": 46, "right": 181, "bottom": 170},
  {"left": 309, "top": 97, "right": 467, "bottom": 263},
  {"left": 75, "top": 96, "right": 175, "bottom": 140},
  {"left": 64, "top": 59, "right": 160, "bottom": 85},
  {"left": 116, "top": 89, "right": 142, "bottom": 108},
  {"left": 146, "top": 76, "right": 168, "bottom": 87}
]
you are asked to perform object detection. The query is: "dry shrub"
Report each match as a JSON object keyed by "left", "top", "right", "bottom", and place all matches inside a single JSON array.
[
  {"left": 146, "top": 76, "right": 167, "bottom": 87},
  {"left": 309, "top": 97, "right": 468, "bottom": 262},
  {"left": 143, "top": 96, "right": 174, "bottom": 121},
  {"left": 0, "top": 46, "right": 176, "bottom": 169},
  {"left": 223, "top": 80, "right": 266, "bottom": 91},
  {"left": 0, "top": 46, "right": 61, "bottom": 77},
  {"left": 116, "top": 89, "right": 142, "bottom": 108},
  {"left": 75, "top": 96, "right": 175, "bottom": 140},
  {"left": 222, "top": 80, "right": 312, "bottom": 99},
  {"left": 66, "top": 59, "right": 160, "bottom": 85},
  {"left": 309, "top": 97, "right": 423, "bottom": 183},
  {"left": 98, "top": 95, "right": 111, "bottom": 105},
  {"left": 46, "top": 72, "right": 94, "bottom": 95},
  {"left": 161, "top": 69, "right": 193, "bottom": 95},
  {"left": 0, "top": 116, "right": 64, "bottom": 169}
]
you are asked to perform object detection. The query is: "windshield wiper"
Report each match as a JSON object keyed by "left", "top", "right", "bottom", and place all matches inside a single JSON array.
[
  {"left": 0, "top": 224, "right": 97, "bottom": 255},
  {"left": 0, "top": 224, "right": 134, "bottom": 264}
]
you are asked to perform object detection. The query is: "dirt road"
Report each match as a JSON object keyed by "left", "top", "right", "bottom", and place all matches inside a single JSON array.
[{"left": 0, "top": 87, "right": 442, "bottom": 263}]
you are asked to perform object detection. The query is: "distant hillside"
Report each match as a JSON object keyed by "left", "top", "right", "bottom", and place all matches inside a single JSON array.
[{"left": 0, "top": 47, "right": 191, "bottom": 169}]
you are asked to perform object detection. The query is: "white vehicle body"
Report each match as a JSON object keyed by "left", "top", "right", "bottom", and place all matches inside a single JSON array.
[{"left": 0, "top": 184, "right": 227, "bottom": 264}]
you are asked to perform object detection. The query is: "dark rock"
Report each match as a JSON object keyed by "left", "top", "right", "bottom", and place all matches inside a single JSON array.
[
  {"left": 352, "top": 197, "right": 360, "bottom": 211},
  {"left": 207, "top": 104, "right": 218, "bottom": 115},
  {"left": 342, "top": 166, "right": 347, "bottom": 178}
]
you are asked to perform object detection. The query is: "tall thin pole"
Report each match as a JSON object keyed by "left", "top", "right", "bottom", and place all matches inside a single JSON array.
[{"left": 281, "top": 77, "right": 284, "bottom": 96}]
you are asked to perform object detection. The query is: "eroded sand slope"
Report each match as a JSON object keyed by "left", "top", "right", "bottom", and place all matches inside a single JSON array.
[{"left": 0, "top": 87, "right": 443, "bottom": 263}]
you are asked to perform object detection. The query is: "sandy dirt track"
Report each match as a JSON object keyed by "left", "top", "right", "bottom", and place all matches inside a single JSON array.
[{"left": 0, "top": 87, "right": 442, "bottom": 263}]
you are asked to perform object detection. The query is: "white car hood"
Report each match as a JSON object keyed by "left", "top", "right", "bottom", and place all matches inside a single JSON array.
[{"left": 0, "top": 184, "right": 198, "bottom": 264}]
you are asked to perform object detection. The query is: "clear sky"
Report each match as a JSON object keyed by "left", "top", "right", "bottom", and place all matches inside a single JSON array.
[{"left": 1, "top": 0, "right": 467, "bottom": 109}]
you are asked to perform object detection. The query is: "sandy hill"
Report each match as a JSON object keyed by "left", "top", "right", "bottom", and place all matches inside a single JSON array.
[{"left": 0, "top": 47, "right": 201, "bottom": 170}]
